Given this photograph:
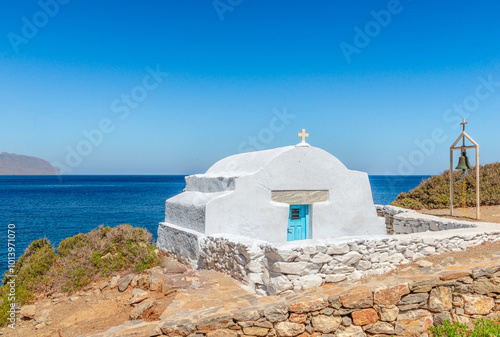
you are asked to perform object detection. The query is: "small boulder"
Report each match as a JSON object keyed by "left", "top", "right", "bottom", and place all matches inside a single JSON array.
[
  {"left": 110, "top": 276, "right": 120, "bottom": 289},
  {"left": 138, "top": 274, "right": 150, "bottom": 290},
  {"left": 161, "top": 280, "right": 177, "bottom": 296},
  {"left": 163, "top": 260, "right": 188, "bottom": 274},
  {"left": 130, "top": 274, "right": 142, "bottom": 288},
  {"left": 34, "top": 308, "right": 52, "bottom": 324},
  {"left": 149, "top": 267, "right": 165, "bottom": 291},
  {"left": 20, "top": 305, "right": 36, "bottom": 319},
  {"left": 118, "top": 273, "right": 135, "bottom": 292},
  {"left": 51, "top": 292, "right": 65, "bottom": 299},
  {"left": 129, "top": 288, "right": 149, "bottom": 305},
  {"left": 129, "top": 300, "right": 153, "bottom": 320}
]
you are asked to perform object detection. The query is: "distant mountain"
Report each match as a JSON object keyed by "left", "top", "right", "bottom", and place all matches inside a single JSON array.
[{"left": 0, "top": 152, "right": 60, "bottom": 175}]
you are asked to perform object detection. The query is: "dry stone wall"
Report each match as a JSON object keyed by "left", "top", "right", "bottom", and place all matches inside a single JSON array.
[
  {"left": 375, "top": 205, "right": 477, "bottom": 234},
  {"left": 160, "top": 206, "right": 500, "bottom": 296},
  {"left": 200, "top": 230, "right": 500, "bottom": 296},
  {"left": 89, "top": 263, "right": 500, "bottom": 337}
]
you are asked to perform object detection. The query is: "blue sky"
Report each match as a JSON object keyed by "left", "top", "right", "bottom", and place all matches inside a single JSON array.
[{"left": 1, "top": 0, "right": 499, "bottom": 175}]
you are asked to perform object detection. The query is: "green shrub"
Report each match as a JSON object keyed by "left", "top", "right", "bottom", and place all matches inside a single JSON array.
[
  {"left": 0, "top": 238, "right": 55, "bottom": 326},
  {"left": 48, "top": 224, "right": 160, "bottom": 292},
  {"left": 2, "top": 238, "right": 57, "bottom": 291},
  {"left": 0, "top": 283, "right": 34, "bottom": 327},
  {"left": 0, "top": 224, "right": 160, "bottom": 326},
  {"left": 429, "top": 318, "right": 500, "bottom": 336},
  {"left": 391, "top": 162, "right": 500, "bottom": 210}
]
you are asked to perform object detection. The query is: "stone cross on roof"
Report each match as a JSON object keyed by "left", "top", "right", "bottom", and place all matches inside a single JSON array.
[{"left": 297, "top": 129, "right": 309, "bottom": 143}]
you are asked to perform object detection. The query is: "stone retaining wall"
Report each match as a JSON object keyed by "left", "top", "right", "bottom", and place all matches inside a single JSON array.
[
  {"left": 375, "top": 205, "right": 477, "bottom": 235},
  {"left": 199, "top": 229, "right": 500, "bottom": 297},
  {"left": 91, "top": 263, "right": 500, "bottom": 337},
  {"left": 161, "top": 266, "right": 500, "bottom": 337},
  {"left": 159, "top": 206, "right": 500, "bottom": 296}
]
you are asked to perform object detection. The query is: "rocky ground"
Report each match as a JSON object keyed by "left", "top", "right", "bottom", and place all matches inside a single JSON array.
[
  {"left": 2, "top": 260, "right": 258, "bottom": 337},
  {"left": 3, "top": 207, "right": 500, "bottom": 337}
]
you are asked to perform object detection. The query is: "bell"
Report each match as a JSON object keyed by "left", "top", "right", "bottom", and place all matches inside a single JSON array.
[{"left": 456, "top": 151, "right": 471, "bottom": 171}]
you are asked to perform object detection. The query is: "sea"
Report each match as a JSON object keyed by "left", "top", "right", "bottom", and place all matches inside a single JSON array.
[{"left": 0, "top": 175, "right": 430, "bottom": 272}]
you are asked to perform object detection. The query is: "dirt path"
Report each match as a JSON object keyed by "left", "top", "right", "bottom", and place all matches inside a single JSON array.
[
  {"left": 3, "top": 269, "right": 256, "bottom": 337},
  {"left": 419, "top": 204, "right": 500, "bottom": 223}
]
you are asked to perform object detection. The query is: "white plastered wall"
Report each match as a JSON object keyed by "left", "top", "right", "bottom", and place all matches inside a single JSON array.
[{"left": 199, "top": 146, "right": 384, "bottom": 242}]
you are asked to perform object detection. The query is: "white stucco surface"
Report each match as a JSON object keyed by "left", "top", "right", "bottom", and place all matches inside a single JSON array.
[{"left": 162, "top": 144, "right": 384, "bottom": 243}]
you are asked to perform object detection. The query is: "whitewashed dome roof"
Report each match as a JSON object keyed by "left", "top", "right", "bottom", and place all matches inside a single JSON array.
[{"left": 204, "top": 145, "right": 347, "bottom": 178}]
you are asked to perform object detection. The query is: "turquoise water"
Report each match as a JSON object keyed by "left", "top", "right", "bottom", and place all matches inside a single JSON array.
[{"left": 0, "top": 175, "right": 429, "bottom": 269}]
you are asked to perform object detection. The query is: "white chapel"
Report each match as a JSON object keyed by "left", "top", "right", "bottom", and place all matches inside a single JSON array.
[{"left": 158, "top": 130, "right": 383, "bottom": 251}]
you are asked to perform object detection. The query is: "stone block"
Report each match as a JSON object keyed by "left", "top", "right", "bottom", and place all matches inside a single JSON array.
[
  {"left": 242, "top": 327, "right": 269, "bottom": 336},
  {"left": 161, "top": 320, "right": 196, "bottom": 335},
  {"left": 326, "top": 243, "right": 349, "bottom": 255},
  {"left": 433, "top": 312, "right": 452, "bottom": 326},
  {"left": 340, "top": 286, "right": 373, "bottom": 309},
  {"left": 324, "top": 274, "right": 346, "bottom": 283},
  {"left": 290, "top": 296, "right": 328, "bottom": 313},
  {"left": 274, "top": 322, "right": 305, "bottom": 337},
  {"left": 461, "top": 294, "right": 495, "bottom": 315},
  {"left": 342, "top": 251, "right": 363, "bottom": 266},
  {"left": 395, "top": 310, "right": 433, "bottom": 336},
  {"left": 273, "top": 262, "right": 320, "bottom": 275},
  {"left": 118, "top": 273, "right": 135, "bottom": 292},
  {"left": 232, "top": 308, "right": 261, "bottom": 322},
  {"left": 378, "top": 305, "right": 399, "bottom": 322},
  {"left": 366, "top": 321, "right": 395, "bottom": 335},
  {"left": 356, "top": 260, "right": 372, "bottom": 271},
  {"left": 311, "top": 252, "right": 333, "bottom": 264},
  {"left": 334, "top": 325, "right": 366, "bottom": 337},
  {"left": 311, "top": 315, "right": 341, "bottom": 333},
  {"left": 196, "top": 314, "right": 234, "bottom": 333},
  {"left": 428, "top": 287, "right": 452, "bottom": 312},
  {"left": 263, "top": 303, "right": 289, "bottom": 322},
  {"left": 472, "top": 278, "right": 500, "bottom": 295},
  {"left": 399, "top": 293, "right": 429, "bottom": 305},
  {"left": 298, "top": 275, "right": 323, "bottom": 290},
  {"left": 268, "top": 275, "right": 293, "bottom": 295},
  {"left": 289, "top": 313, "right": 307, "bottom": 323},
  {"left": 471, "top": 266, "right": 500, "bottom": 279},
  {"left": 206, "top": 330, "right": 238, "bottom": 337},
  {"left": 352, "top": 308, "right": 378, "bottom": 326},
  {"left": 373, "top": 282, "right": 410, "bottom": 306}
]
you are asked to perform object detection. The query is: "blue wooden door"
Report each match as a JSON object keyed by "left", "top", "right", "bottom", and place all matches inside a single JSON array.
[{"left": 287, "top": 205, "right": 308, "bottom": 241}]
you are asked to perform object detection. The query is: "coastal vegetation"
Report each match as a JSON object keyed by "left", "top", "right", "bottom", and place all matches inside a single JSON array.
[
  {"left": 0, "top": 224, "right": 160, "bottom": 326},
  {"left": 392, "top": 162, "right": 500, "bottom": 210},
  {"left": 429, "top": 317, "right": 500, "bottom": 336}
]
